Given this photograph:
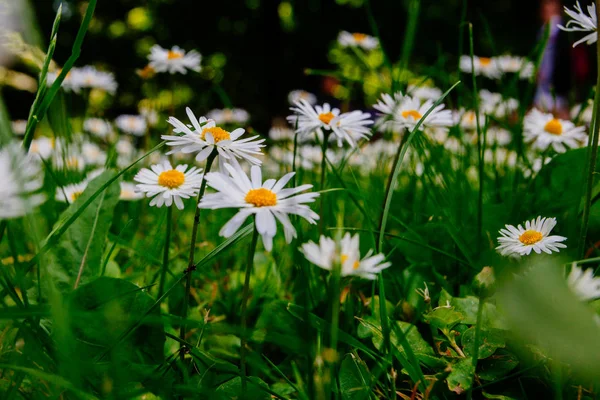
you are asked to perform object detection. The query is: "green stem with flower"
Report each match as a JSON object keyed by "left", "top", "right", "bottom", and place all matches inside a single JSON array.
[{"left": 240, "top": 221, "right": 259, "bottom": 393}]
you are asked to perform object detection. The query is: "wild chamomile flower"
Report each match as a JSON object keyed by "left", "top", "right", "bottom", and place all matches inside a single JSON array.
[
  {"left": 392, "top": 95, "right": 454, "bottom": 132},
  {"left": 81, "top": 142, "right": 107, "bottom": 166},
  {"left": 571, "top": 100, "right": 594, "bottom": 125},
  {"left": 55, "top": 181, "right": 88, "bottom": 204},
  {"left": 0, "top": 143, "right": 46, "bottom": 219},
  {"left": 11, "top": 120, "right": 27, "bottom": 136},
  {"left": 115, "top": 115, "right": 147, "bottom": 137},
  {"left": 288, "top": 90, "right": 317, "bottom": 106},
  {"left": 119, "top": 182, "right": 144, "bottom": 201},
  {"left": 53, "top": 152, "right": 86, "bottom": 172},
  {"left": 75, "top": 66, "right": 118, "bottom": 94},
  {"left": 84, "top": 118, "right": 113, "bottom": 139},
  {"left": 373, "top": 92, "right": 405, "bottom": 132},
  {"left": 206, "top": 108, "right": 250, "bottom": 125},
  {"left": 407, "top": 84, "right": 442, "bottom": 101},
  {"left": 459, "top": 55, "right": 501, "bottom": 79},
  {"left": 496, "top": 216, "right": 567, "bottom": 257},
  {"left": 29, "top": 137, "right": 55, "bottom": 159},
  {"left": 148, "top": 45, "right": 201, "bottom": 74},
  {"left": 567, "top": 264, "right": 600, "bottom": 301},
  {"left": 198, "top": 163, "right": 319, "bottom": 251},
  {"left": 496, "top": 55, "right": 534, "bottom": 79},
  {"left": 163, "top": 107, "right": 265, "bottom": 165},
  {"left": 269, "top": 126, "right": 296, "bottom": 141},
  {"left": 300, "top": 233, "right": 391, "bottom": 280},
  {"left": 337, "top": 31, "right": 379, "bottom": 50},
  {"left": 47, "top": 68, "right": 81, "bottom": 92},
  {"left": 524, "top": 109, "right": 587, "bottom": 153},
  {"left": 287, "top": 99, "right": 373, "bottom": 147},
  {"left": 480, "top": 90, "right": 519, "bottom": 118},
  {"left": 134, "top": 161, "right": 203, "bottom": 209},
  {"left": 558, "top": 1, "right": 597, "bottom": 47},
  {"left": 453, "top": 109, "right": 486, "bottom": 131}
]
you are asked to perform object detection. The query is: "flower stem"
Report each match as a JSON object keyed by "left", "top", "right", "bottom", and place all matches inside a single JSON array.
[
  {"left": 327, "top": 262, "right": 342, "bottom": 397},
  {"left": 319, "top": 131, "right": 331, "bottom": 234},
  {"left": 158, "top": 206, "right": 173, "bottom": 298},
  {"left": 179, "top": 150, "right": 217, "bottom": 362},
  {"left": 579, "top": 5, "right": 600, "bottom": 258},
  {"left": 240, "top": 222, "right": 259, "bottom": 393}
]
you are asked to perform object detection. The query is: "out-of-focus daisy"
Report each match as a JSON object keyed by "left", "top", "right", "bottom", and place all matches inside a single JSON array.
[
  {"left": 407, "top": 84, "right": 442, "bottom": 101},
  {"left": 337, "top": 31, "right": 379, "bottom": 50},
  {"left": 373, "top": 92, "right": 405, "bottom": 132},
  {"left": 56, "top": 181, "right": 88, "bottom": 204},
  {"left": 53, "top": 153, "right": 86, "bottom": 172},
  {"left": 29, "top": 137, "right": 55, "bottom": 159},
  {"left": 300, "top": 233, "right": 391, "bottom": 280},
  {"left": 558, "top": 1, "right": 597, "bottom": 47},
  {"left": 524, "top": 109, "right": 587, "bottom": 153},
  {"left": 287, "top": 100, "right": 373, "bottom": 147},
  {"left": 115, "top": 115, "right": 147, "bottom": 137},
  {"left": 480, "top": 90, "right": 519, "bottom": 118},
  {"left": 163, "top": 108, "right": 265, "bottom": 165},
  {"left": 83, "top": 118, "right": 112, "bottom": 139},
  {"left": 206, "top": 108, "right": 249, "bottom": 125},
  {"left": 11, "top": 120, "right": 27, "bottom": 136},
  {"left": 571, "top": 100, "right": 594, "bottom": 125},
  {"left": 81, "top": 142, "right": 107, "bottom": 166},
  {"left": 459, "top": 55, "right": 501, "bottom": 79},
  {"left": 198, "top": 163, "right": 319, "bottom": 251},
  {"left": 454, "top": 109, "right": 486, "bottom": 131},
  {"left": 392, "top": 95, "right": 454, "bottom": 132},
  {"left": 486, "top": 127, "right": 512, "bottom": 146},
  {"left": 76, "top": 66, "right": 118, "bottom": 94},
  {"left": 46, "top": 68, "right": 81, "bottom": 92},
  {"left": 496, "top": 55, "right": 534, "bottom": 79},
  {"left": 0, "top": 143, "right": 45, "bottom": 219},
  {"left": 567, "top": 264, "right": 600, "bottom": 301},
  {"left": 140, "top": 106, "right": 160, "bottom": 127},
  {"left": 269, "top": 126, "right": 296, "bottom": 141},
  {"left": 496, "top": 216, "right": 567, "bottom": 257},
  {"left": 288, "top": 90, "right": 317, "bottom": 106},
  {"left": 116, "top": 138, "right": 137, "bottom": 168},
  {"left": 119, "top": 182, "right": 144, "bottom": 201},
  {"left": 134, "top": 161, "right": 203, "bottom": 209},
  {"left": 148, "top": 45, "right": 201, "bottom": 74}
]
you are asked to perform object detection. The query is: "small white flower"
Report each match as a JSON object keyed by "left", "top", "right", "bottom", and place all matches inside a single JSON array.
[
  {"left": 524, "top": 108, "right": 587, "bottom": 153},
  {"left": 287, "top": 100, "right": 373, "bottom": 147},
  {"left": 140, "top": 106, "right": 160, "bottom": 127},
  {"left": 75, "top": 66, "right": 118, "bottom": 94},
  {"left": 407, "top": 84, "right": 442, "bottom": 101},
  {"left": 269, "top": 126, "right": 296, "bottom": 142},
  {"left": 496, "top": 55, "right": 534, "bottom": 79},
  {"left": 134, "top": 161, "right": 203, "bottom": 209},
  {"left": 29, "top": 137, "right": 55, "bottom": 159},
  {"left": 0, "top": 142, "right": 46, "bottom": 219},
  {"left": 571, "top": 100, "right": 594, "bottom": 124},
  {"left": 459, "top": 55, "right": 502, "bottom": 79},
  {"left": 199, "top": 163, "right": 319, "bottom": 251},
  {"left": 81, "top": 142, "right": 107, "bottom": 166},
  {"left": 288, "top": 90, "right": 317, "bottom": 106},
  {"left": 53, "top": 152, "right": 86, "bottom": 172},
  {"left": 496, "top": 216, "right": 567, "bottom": 257},
  {"left": 115, "top": 115, "right": 147, "bottom": 137},
  {"left": 206, "top": 108, "right": 250, "bottom": 125},
  {"left": 46, "top": 68, "right": 81, "bottom": 92},
  {"left": 558, "top": 1, "right": 597, "bottom": 47},
  {"left": 148, "top": 45, "right": 201, "bottom": 74},
  {"left": 454, "top": 109, "right": 486, "bottom": 131},
  {"left": 84, "top": 118, "right": 113, "bottom": 139},
  {"left": 567, "top": 264, "right": 600, "bottom": 301},
  {"left": 56, "top": 181, "right": 88, "bottom": 204},
  {"left": 163, "top": 108, "right": 265, "bottom": 165},
  {"left": 337, "top": 31, "right": 379, "bottom": 50},
  {"left": 300, "top": 233, "right": 391, "bottom": 280},
  {"left": 373, "top": 92, "right": 405, "bottom": 133},
  {"left": 393, "top": 95, "right": 453, "bottom": 132},
  {"left": 480, "top": 90, "right": 519, "bottom": 118},
  {"left": 11, "top": 120, "right": 27, "bottom": 136},
  {"left": 119, "top": 182, "right": 144, "bottom": 201}
]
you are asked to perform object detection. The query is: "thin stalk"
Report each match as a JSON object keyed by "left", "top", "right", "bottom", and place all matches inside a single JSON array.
[
  {"left": 466, "top": 296, "right": 485, "bottom": 400},
  {"left": 179, "top": 150, "right": 217, "bottom": 361},
  {"left": 240, "top": 223, "right": 260, "bottom": 394},
  {"left": 158, "top": 206, "right": 173, "bottom": 298},
  {"left": 327, "top": 262, "right": 342, "bottom": 398},
  {"left": 319, "top": 131, "right": 332, "bottom": 233},
  {"left": 400, "top": 0, "right": 421, "bottom": 72},
  {"left": 579, "top": 4, "right": 600, "bottom": 258}
]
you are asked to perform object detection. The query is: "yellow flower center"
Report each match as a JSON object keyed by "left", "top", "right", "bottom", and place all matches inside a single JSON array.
[
  {"left": 341, "top": 254, "right": 360, "bottom": 270},
  {"left": 544, "top": 118, "right": 563, "bottom": 135},
  {"left": 352, "top": 33, "right": 367, "bottom": 42},
  {"left": 466, "top": 112, "right": 475, "bottom": 123},
  {"left": 479, "top": 57, "right": 492, "bottom": 66},
  {"left": 518, "top": 230, "right": 543, "bottom": 245},
  {"left": 158, "top": 169, "right": 185, "bottom": 189},
  {"left": 245, "top": 188, "right": 277, "bottom": 207},
  {"left": 71, "top": 191, "right": 83, "bottom": 202},
  {"left": 201, "top": 126, "right": 231, "bottom": 143},
  {"left": 402, "top": 110, "right": 423, "bottom": 120},
  {"left": 167, "top": 50, "right": 183, "bottom": 60},
  {"left": 319, "top": 112, "right": 335, "bottom": 125},
  {"left": 66, "top": 157, "right": 79, "bottom": 168}
]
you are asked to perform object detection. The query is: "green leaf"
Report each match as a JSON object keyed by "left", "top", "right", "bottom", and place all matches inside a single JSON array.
[
  {"left": 461, "top": 327, "right": 505, "bottom": 359},
  {"left": 215, "top": 377, "right": 271, "bottom": 400},
  {"left": 446, "top": 358, "right": 474, "bottom": 395},
  {"left": 481, "top": 391, "right": 519, "bottom": 400},
  {"left": 338, "top": 353, "right": 371, "bottom": 400},
  {"left": 47, "top": 171, "right": 120, "bottom": 290},
  {"left": 478, "top": 349, "right": 519, "bottom": 381},
  {"left": 424, "top": 307, "right": 464, "bottom": 330}
]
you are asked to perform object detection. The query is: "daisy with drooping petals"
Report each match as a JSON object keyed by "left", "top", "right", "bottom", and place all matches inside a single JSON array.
[
  {"left": 558, "top": 1, "right": 597, "bottom": 47},
  {"left": 115, "top": 115, "right": 147, "bottom": 137},
  {"left": 162, "top": 108, "right": 265, "bottom": 165},
  {"left": 496, "top": 216, "right": 567, "bottom": 257},
  {"left": 0, "top": 143, "right": 46, "bottom": 219},
  {"left": 84, "top": 118, "right": 113, "bottom": 139},
  {"left": 392, "top": 95, "right": 454, "bottom": 132},
  {"left": 300, "top": 233, "right": 391, "bottom": 280},
  {"left": 567, "top": 264, "right": 600, "bottom": 301},
  {"left": 337, "top": 31, "right": 379, "bottom": 50},
  {"left": 287, "top": 100, "right": 373, "bottom": 147},
  {"left": 373, "top": 92, "right": 405, "bottom": 132},
  {"left": 119, "top": 182, "right": 144, "bottom": 201},
  {"left": 206, "top": 108, "right": 250, "bottom": 125},
  {"left": 198, "top": 163, "right": 319, "bottom": 251},
  {"left": 459, "top": 55, "right": 501, "bottom": 79},
  {"left": 134, "top": 161, "right": 203, "bottom": 209},
  {"left": 148, "top": 45, "right": 201, "bottom": 74},
  {"left": 55, "top": 181, "right": 88, "bottom": 204},
  {"left": 524, "top": 109, "right": 587, "bottom": 153},
  {"left": 288, "top": 90, "right": 317, "bottom": 106}
]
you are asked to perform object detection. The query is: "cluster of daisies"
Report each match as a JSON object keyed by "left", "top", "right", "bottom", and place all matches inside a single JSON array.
[{"left": 459, "top": 55, "right": 534, "bottom": 80}]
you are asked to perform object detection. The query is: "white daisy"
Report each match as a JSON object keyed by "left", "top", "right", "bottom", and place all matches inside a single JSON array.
[
  {"left": 454, "top": 109, "right": 486, "bottom": 131},
  {"left": 567, "top": 264, "right": 600, "bottom": 301},
  {"left": 81, "top": 142, "right": 107, "bottom": 166},
  {"left": 373, "top": 92, "right": 405, "bottom": 133},
  {"left": 496, "top": 55, "right": 534, "bottom": 79},
  {"left": 337, "top": 31, "right": 379, "bottom": 50},
  {"left": 11, "top": 120, "right": 27, "bottom": 136},
  {"left": 392, "top": 95, "right": 454, "bottom": 132},
  {"left": 558, "top": 1, "right": 597, "bottom": 47},
  {"left": 46, "top": 68, "right": 82, "bottom": 92},
  {"left": 148, "top": 45, "right": 201, "bottom": 75},
  {"left": 459, "top": 55, "right": 502, "bottom": 79},
  {"left": 198, "top": 163, "right": 319, "bottom": 251},
  {"left": 300, "top": 233, "right": 391, "bottom": 280},
  {"left": 119, "top": 182, "right": 144, "bottom": 201},
  {"left": 571, "top": 100, "right": 594, "bottom": 124},
  {"left": 288, "top": 90, "right": 317, "bottom": 106},
  {"left": 269, "top": 126, "right": 296, "bottom": 142},
  {"left": 115, "top": 115, "right": 147, "bottom": 137},
  {"left": 287, "top": 99, "right": 373, "bottom": 147},
  {"left": 140, "top": 106, "right": 159, "bottom": 127},
  {"left": 53, "top": 152, "right": 86, "bottom": 172},
  {"left": 162, "top": 108, "right": 265, "bottom": 165},
  {"left": 29, "top": 137, "right": 55, "bottom": 159},
  {"left": 75, "top": 66, "right": 118, "bottom": 94},
  {"left": 134, "top": 161, "right": 204, "bottom": 209},
  {"left": 524, "top": 108, "right": 587, "bottom": 153},
  {"left": 480, "top": 90, "right": 519, "bottom": 118},
  {"left": 0, "top": 143, "right": 45, "bottom": 219},
  {"left": 55, "top": 181, "right": 88, "bottom": 204},
  {"left": 84, "top": 118, "right": 112, "bottom": 139},
  {"left": 206, "top": 108, "right": 250, "bottom": 125},
  {"left": 407, "top": 84, "right": 442, "bottom": 101},
  {"left": 496, "top": 216, "right": 567, "bottom": 257}
]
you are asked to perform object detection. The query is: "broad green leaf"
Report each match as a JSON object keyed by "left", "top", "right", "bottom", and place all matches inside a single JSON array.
[
  {"left": 478, "top": 349, "right": 519, "bottom": 381},
  {"left": 424, "top": 307, "right": 464, "bottom": 330},
  {"left": 461, "top": 327, "right": 505, "bottom": 359},
  {"left": 446, "top": 357, "right": 474, "bottom": 394},
  {"left": 215, "top": 376, "right": 271, "bottom": 400},
  {"left": 481, "top": 391, "right": 519, "bottom": 400},
  {"left": 339, "top": 353, "right": 370, "bottom": 400}
]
